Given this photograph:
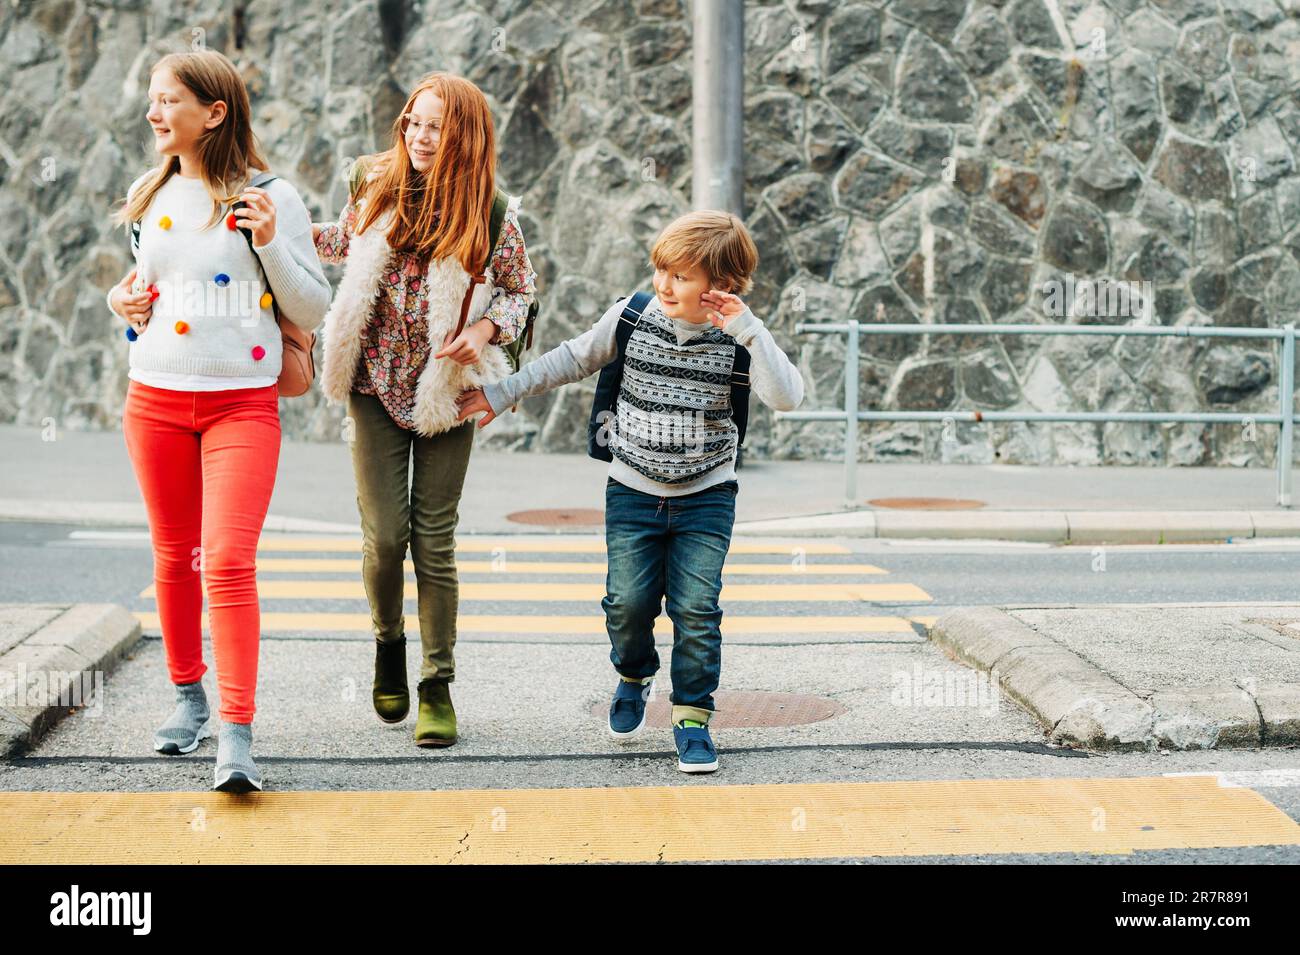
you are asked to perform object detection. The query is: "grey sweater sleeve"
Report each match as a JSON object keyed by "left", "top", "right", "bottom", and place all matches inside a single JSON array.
[
  {"left": 252, "top": 180, "right": 332, "bottom": 333},
  {"left": 481, "top": 298, "right": 626, "bottom": 414},
  {"left": 719, "top": 306, "right": 805, "bottom": 412}
]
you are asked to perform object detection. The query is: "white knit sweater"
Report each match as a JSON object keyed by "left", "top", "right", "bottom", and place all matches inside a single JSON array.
[{"left": 108, "top": 171, "right": 330, "bottom": 381}]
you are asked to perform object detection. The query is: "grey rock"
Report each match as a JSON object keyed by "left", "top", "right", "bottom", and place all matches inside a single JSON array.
[
  {"left": 1177, "top": 18, "right": 1229, "bottom": 79},
  {"left": 1006, "top": 0, "right": 1063, "bottom": 48},
  {"left": 822, "top": 69, "right": 888, "bottom": 136},
  {"left": 1196, "top": 347, "right": 1271, "bottom": 404},
  {"left": 896, "top": 30, "right": 976, "bottom": 124},
  {"left": 1072, "top": 143, "right": 1142, "bottom": 212},
  {"left": 1233, "top": 117, "right": 1296, "bottom": 190},
  {"left": 868, "top": 114, "right": 953, "bottom": 173},
  {"left": 980, "top": 257, "right": 1035, "bottom": 319},
  {"left": 825, "top": 5, "right": 882, "bottom": 76},
  {"left": 1041, "top": 196, "right": 1109, "bottom": 272},
  {"left": 961, "top": 352, "right": 1019, "bottom": 407},
  {"left": 953, "top": 7, "right": 1012, "bottom": 78},
  {"left": 805, "top": 100, "right": 859, "bottom": 174},
  {"left": 835, "top": 149, "right": 923, "bottom": 218},
  {"left": 969, "top": 200, "right": 1035, "bottom": 256}
]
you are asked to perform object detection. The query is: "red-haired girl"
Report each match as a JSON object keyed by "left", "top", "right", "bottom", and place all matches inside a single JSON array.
[{"left": 313, "top": 71, "right": 536, "bottom": 746}]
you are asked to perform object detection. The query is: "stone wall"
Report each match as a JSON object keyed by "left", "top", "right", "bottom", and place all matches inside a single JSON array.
[{"left": 3, "top": 0, "right": 1300, "bottom": 466}]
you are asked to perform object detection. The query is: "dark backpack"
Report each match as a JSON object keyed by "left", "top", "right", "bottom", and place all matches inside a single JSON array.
[
  {"left": 347, "top": 158, "right": 538, "bottom": 375},
  {"left": 586, "top": 290, "right": 751, "bottom": 462}
]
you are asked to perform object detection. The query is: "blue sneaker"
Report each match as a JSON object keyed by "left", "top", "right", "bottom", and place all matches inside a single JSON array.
[
  {"left": 608, "top": 678, "right": 653, "bottom": 740},
  {"left": 673, "top": 721, "right": 719, "bottom": 773}
]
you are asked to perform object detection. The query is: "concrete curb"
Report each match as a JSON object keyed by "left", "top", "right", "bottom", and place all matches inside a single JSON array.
[
  {"left": 928, "top": 607, "right": 1155, "bottom": 752},
  {"left": 0, "top": 604, "right": 142, "bottom": 758},
  {"left": 735, "top": 508, "right": 1300, "bottom": 542},
  {"left": 929, "top": 605, "right": 1300, "bottom": 751},
  {"left": 0, "top": 499, "right": 362, "bottom": 533},
  {"left": 9, "top": 496, "right": 1300, "bottom": 543}
]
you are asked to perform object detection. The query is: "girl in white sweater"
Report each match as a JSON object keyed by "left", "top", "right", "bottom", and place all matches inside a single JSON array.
[{"left": 106, "top": 50, "right": 329, "bottom": 792}]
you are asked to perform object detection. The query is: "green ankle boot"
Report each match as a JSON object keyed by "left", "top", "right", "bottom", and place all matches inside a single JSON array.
[
  {"left": 372, "top": 637, "right": 410, "bottom": 723},
  {"left": 414, "top": 677, "right": 457, "bottom": 747}
]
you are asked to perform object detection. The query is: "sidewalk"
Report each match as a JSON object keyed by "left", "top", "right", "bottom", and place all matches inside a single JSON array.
[{"left": 3, "top": 424, "right": 1300, "bottom": 542}]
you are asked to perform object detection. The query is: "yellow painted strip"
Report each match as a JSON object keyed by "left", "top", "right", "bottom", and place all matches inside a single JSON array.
[
  {"left": 139, "top": 580, "right": 930, "bottom": 602},
  {"left": 133, "top": 611, "right": 918, "bottom": 634},
  {"left": 2, "top": 776, "right": 1295, "bottom": 863},
  {"left": 253, "top": 557, "right": 889, "bottom": 576},
  {"left": 910, "top": 616, "right": 938, "bottom": 628},
  {"left": 255, "top": 537, "right": 851, "bottom": 555}
]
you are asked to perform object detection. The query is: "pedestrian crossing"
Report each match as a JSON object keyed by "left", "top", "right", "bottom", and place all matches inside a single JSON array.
[
  {"left": 5, "top": 775, "right": 1299, "bottom": 863},
  {"left": 133, "top": 534, "right": 938, "bottom": 636},
  {"left": 24, "top": 530, "right": 1300, "bottom": 863}
]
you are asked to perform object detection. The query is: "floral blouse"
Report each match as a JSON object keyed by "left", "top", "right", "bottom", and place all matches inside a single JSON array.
[{"left": 315, "top": 196, "right": 537, "bottom": 430}]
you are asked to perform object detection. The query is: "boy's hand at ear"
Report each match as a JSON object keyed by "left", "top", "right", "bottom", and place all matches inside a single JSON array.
[
  {"left": 700, "top": 289, "right": 747, "bottom": 329},
  {"left": 455, "top": 388, "right": 497, "bottom": 428}
]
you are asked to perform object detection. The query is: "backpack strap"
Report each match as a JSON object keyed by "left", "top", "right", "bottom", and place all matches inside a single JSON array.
[
  {"left": 348, "top": 156, "right": 373, "bottom": 203},
  {"left": 615, "top": 290, "right": 653, "bottom": 355},
  {"left": 729, "top": 344, "right": 752, "bottom": 449},
  {"left": 229, "top": 172, "right": 279, "bottom": 294},
  {"left": 586, "top": 291, "right": 654, "bottom": 462},
  {"left": 234, "top": 172, "right": 278, "bottom": 256},
  {"left": 452, "top": 189, "right": 514, "bottom": 342}
]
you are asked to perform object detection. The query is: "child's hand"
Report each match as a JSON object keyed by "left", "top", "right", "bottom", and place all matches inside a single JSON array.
[
  {"left": 235, "top": 186, "right": 277, "bottom": 248},
  {"left": 700, "top": 289, "right": 746, "bottom": 329},
  {"left": 110, "top": 269, "right": 153, "bottom": 329},
  {"left": 455, "top": 388, "right": 496, "bottom": 429},
  {"left": 437, "top": 319, "right": 495, "bottom": 366}
]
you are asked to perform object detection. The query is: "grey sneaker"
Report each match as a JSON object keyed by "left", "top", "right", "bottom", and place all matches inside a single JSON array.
[
  {"left": 153, "top": 681, "right": 211, "bottom": 755},
  {"left": 213, "top": 721, "right": 263, "bottom": 793}
]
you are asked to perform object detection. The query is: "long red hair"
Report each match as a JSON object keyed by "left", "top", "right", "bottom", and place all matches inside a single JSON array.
[{"left": 354, "top": 72, "right": 496, "bottom": 273}]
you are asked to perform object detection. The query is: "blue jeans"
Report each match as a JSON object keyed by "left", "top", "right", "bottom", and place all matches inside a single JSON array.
[{"left": 602, "top": 475, "right": 738, "bottom": 720}]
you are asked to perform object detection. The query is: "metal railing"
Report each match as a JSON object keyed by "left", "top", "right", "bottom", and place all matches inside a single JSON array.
[{"left": 774, "top": 321, "right": 1300, "bottom": 508}]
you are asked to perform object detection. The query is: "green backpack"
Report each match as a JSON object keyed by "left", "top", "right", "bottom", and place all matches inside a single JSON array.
[{"left": 347, "top": 159, "right": 538, "bottom": 373}]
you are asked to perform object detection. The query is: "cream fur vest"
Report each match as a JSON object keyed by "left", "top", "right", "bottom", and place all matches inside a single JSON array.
[{"left": 319, "top": 204, "right": 514, "bottom": 436}]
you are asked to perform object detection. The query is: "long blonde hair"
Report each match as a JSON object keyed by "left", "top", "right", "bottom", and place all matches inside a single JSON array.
[
  {"left": 113, "top": 50, "right": 269, "bottom": 230},
  {"left": 354, "top": 72, "right": 497, "bottom": 273}
]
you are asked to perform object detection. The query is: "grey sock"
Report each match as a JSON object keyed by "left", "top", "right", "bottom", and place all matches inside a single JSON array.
[
  {"left": 153, "top": 681, "right": 210, "bottom": 754},
  {"left": 214, "top": 721, "right": 262, "bottom": 790}
]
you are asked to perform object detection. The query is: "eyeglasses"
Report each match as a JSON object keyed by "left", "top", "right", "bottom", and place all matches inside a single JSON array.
[{"left": 401, "top": 114, "right": 441, "bottom": 138}]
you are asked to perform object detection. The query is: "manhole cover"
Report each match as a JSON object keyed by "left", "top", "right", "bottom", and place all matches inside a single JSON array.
[
  {"left": 869, "top": 497, "right": 985, "bottom": 510},
  {"left": 507, "top": 508, "right": 605, "bottom": 526},
  {"left": 587, "top": 690, "right": 846, "bottom": 728}
]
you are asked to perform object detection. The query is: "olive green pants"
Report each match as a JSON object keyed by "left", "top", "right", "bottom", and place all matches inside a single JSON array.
[{"left": 347, "top": 391, "right": 475, "bottom": 682}]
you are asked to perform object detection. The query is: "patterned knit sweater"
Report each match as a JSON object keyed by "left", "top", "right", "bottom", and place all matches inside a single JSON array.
[{"left": 481, "top": 296, "right": 804, "bottom": 497}]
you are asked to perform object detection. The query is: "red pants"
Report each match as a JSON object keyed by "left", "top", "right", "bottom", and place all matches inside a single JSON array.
[{"left": 122, "top": 380, "right": 281, "bottom": 723}]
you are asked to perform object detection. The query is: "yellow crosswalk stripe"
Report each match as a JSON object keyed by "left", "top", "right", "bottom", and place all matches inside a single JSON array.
[
  {"left": 255, "top": 537, "right": 851, "bottom": 555},
  {"left": 133, "top": 611, "right": 919, "bottom": 634},
  {"left": 253, "top": 557, "right": 889, "bottom": 576},
  {"left": 2, "top": 776, "right": 1295, "bottom": 863},
  {"left": 139, "top": 580, "right": 930, "bottom": 602}
]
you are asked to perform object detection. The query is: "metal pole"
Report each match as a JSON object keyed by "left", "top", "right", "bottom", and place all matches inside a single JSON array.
[
  {"left": 844, "top": 320, "right": 859, "bottom": 508},
  {"left": 692, "top": 0, "right": 745, "bottom": 214},
  {"left": 1279, "top": 323, "right": 1295, "bottom": 507}
]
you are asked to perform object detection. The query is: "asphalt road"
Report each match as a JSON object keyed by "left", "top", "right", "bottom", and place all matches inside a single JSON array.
[{"left": 2, "top": 520, "right": 1299, "bottom": 864}]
